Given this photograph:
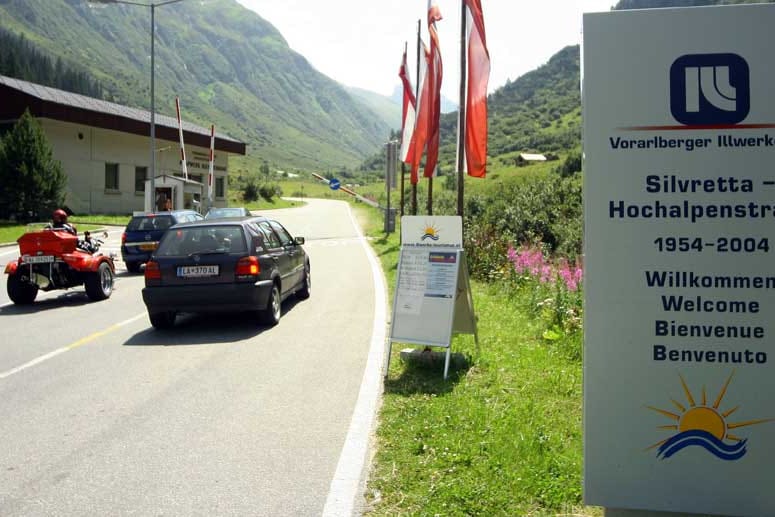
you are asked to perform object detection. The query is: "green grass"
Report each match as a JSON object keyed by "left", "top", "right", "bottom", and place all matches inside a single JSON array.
[
  {"left": 0, "top": 221, "right": 105, "bottom": 244},
  {"left": 351, "top": 204, "right": 597, "bottom": 517}
]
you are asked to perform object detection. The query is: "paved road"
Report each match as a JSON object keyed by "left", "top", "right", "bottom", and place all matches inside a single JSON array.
[{"left": 0, "top": 199, "right": 385, "bottom": 516}]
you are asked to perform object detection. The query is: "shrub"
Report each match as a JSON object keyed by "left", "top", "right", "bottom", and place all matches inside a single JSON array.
[
  {"left": 242, "top": 180, "right": 258, "bottom": 202},
  {"left": 259, "top": 183, "right": 280, "bottom": 202},
  {"left": 506, "top": 242, "right": 583, "bottom": 353}
]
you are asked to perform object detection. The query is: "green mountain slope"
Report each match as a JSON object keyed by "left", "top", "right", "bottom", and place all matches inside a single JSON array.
[
  {"left": 347, "top": 86, "right": 401, "bottom": 132},
  {"left": 0, "top": 0, "right": 389, "bottom": 171},
  {"left": 430, "top": 0, "right": 774, "bottom": 174},
  {"left": 433, "top": 45, "right": 580, "bottom": 173}
]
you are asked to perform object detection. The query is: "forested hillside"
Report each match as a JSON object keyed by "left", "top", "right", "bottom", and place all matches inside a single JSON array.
[
  {"left": 0, "top": 28, "right": 103, "bottom": 98},
  {"left": 428, "top": 0, "right": 775, "bottom": 176},
  {"left": 0, "top": 0, "right": 389, "bottom": 171}
]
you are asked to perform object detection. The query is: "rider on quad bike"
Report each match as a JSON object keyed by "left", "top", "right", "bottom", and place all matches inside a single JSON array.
[
  {"left": 51, "top": 208, "right": 77, "bottom": 236},
  {"left": 4, "top": 209, "right": 116, "bottom": 305}
]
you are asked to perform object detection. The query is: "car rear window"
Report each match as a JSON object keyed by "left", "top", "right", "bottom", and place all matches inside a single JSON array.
[
  {"left": 126, "top": 215, "right": 174, "bottom": 231},
  {"left": 205, "top": 208, "right": 246, "bottom": 219},
  {"left": 156, "top": 225, "right": 247, "bottom": 256}
]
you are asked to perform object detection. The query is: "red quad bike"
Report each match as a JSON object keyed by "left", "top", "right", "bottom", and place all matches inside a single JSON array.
[{"left": 4, "top": 229, "right": 115, "bottom": 304}]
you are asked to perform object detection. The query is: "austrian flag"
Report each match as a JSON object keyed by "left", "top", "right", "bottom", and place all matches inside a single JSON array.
[
  {"left": 398, "top": 48, "right": 417, "bottom": 174},
  {"left": 462, "top": 0, "right": 490, "bottom": 178}
]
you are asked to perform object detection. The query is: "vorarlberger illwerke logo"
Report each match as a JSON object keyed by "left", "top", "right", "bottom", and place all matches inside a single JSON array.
[{"left": 670, "top": 53, "right": 750, "bottom": 126}]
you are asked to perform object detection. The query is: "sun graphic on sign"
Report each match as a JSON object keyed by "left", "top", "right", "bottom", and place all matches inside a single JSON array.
[
  {"left": 646, "top": 371, "right": 772, "bottom": 461},
  {"left": 421, "top": 223, "right": 441, "bottom": 241}
]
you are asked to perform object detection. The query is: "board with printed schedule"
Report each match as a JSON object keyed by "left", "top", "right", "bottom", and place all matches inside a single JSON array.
[{"left": 386, "top": 216, "right": 477, "bottom": 379}]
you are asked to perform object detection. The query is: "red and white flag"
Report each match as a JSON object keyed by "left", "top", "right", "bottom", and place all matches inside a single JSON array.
[
  {"left": 462, "top": 0, "right": 490, "bottom": 178},
  {"left": 423, "top": 0, "right": 443, "bottom": 178},
  {"left": 398, "top": 47, "right": 417, "bottom": 168},
  {"left": 175, "top": 96, "right": 188, "bottom": 180},
  {"left": 410, "top": 40, "right": 431, "bottom": 184}
]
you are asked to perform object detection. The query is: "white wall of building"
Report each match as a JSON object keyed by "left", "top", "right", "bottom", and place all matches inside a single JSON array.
[{"left": 41, "top": 118, "right": 230, "bottom": 214}]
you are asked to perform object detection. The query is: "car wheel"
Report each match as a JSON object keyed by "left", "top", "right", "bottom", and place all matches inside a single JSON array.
[
  {"left": 259, "top": 283, "right": 281, "bottom": 326},
  {"left": 149, "top": 310, "right": 176, "bottom": 329},
  {"left": 85, "top": 262, "right": 114, "bottom": 301},
  {"left": 296, "top": 261, "right": 310, "bottom": 300},
  {"left": 7, "top": 273, "right": 38, "bottom": 304},
  {"left": 125, "top": 261, "right": 141, "bottom": 274}
]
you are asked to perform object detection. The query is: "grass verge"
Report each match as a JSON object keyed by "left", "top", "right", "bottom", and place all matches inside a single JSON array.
[
  {"left": 352, "top": 204, "right": 596, "bottom": 517},
  {"left": 0, "top": 222, "right": 105, "bottom": 244}
]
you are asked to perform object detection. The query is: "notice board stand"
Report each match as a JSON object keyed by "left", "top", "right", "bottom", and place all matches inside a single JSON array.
[{"left": 386, "top": 247, "right": 478, "bottom": 379}]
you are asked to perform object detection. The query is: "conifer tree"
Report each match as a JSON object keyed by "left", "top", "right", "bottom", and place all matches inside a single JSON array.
[{"left": 0, "top": 110, "right": 66, "bottom": 221}]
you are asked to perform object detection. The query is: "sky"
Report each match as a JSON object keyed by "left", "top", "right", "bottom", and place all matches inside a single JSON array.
[{"left": 235, "top": 0, "right": 616, "bottom": 102}]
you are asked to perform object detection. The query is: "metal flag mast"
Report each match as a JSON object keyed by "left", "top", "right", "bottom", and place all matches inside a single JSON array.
[
  {"left": 207, "top": 124, "right": 215, "bottom": 212},
  {"left": 400, "top": 41, "right": 407, "bottom": 218},
  {"left": 413, "top": 18, "right": 421, "bottom": 216},
  {"left": 457, "top": 0, "right": 467, "bottom": 218}
]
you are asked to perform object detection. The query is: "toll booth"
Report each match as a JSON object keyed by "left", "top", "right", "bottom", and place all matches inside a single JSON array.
[{"left": 143, "top": 175, "right": 204, "bottom": 213}]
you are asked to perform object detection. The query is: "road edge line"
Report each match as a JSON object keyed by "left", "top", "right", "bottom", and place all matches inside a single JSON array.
[{"left": 322, "top": 202, "right": 388, "bottom": 517}]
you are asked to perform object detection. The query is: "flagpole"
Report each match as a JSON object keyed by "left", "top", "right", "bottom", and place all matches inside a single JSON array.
[
  {"left": 400, "top": 163, "right": 406, "bottom": 217},
  {"left": 427, "top": 175, "right": 433, "bottom": 215},
  {"left": 457, "top": 0, "right": 467, "bottom": 218},
  {"left": 400, "top": 42, "right": 407, "bottom": 218},
  {"left": 413, "top": 18, "right": 420, "bottom": 216}
]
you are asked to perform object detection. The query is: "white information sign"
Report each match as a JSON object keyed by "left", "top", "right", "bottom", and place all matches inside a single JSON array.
[
  {"left": 387, "top": 216, "right": 477, "bottom": 378},
  {"left": 583, "top": 5, "right": 775, "bottom": 516}
]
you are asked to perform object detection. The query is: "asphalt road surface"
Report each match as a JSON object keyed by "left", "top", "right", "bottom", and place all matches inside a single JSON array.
[{"left": 0, "top": 199, "right": 386, "bottom": 516}]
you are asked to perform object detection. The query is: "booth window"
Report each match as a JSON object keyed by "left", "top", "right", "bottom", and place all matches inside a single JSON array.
[
  {"left": 135, "top": 166, "right": 147, "bottom": 194},
  {"left": 105, "top": 163, "right": 119, "bottom": 191},
  {"left": 215, "top": 177, "right": 225, "bottom": 198}
]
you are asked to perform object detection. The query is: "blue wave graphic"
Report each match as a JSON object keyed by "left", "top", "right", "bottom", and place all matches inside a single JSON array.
[
  {"left": 657, "top": 430, "right": 747, "bottom": 461},
  {"left": 422, "top": 233, "right": 440, "bottom": 241}
]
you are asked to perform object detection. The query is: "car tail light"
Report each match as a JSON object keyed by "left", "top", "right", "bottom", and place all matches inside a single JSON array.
[
  {"left": 236, "top": 256, "right": 259, "bottom": 277},
  {"left": 144, "top": 260, "right": 161, "bottom": 280},
  {"left": 121, "top": 232, "right": 126, "bottom": 244}
]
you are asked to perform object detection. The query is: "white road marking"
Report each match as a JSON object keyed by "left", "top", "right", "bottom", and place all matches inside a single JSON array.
[
  {"left": 322, "top": 204, "right": 387, "bottom": 517},
  {"left": 0, "top": 313, "right": 146, "bottom": 380}
]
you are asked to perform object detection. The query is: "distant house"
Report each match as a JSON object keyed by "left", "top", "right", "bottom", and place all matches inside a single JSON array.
[
  {"left": 0, "top": 75, "right": 246, "bottom": 214},
  {"left": 515, "top": 153, "right": 547, "bottom": 166}
]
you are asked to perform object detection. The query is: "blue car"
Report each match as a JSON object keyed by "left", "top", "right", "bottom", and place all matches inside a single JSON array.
[{"left": 121, "top": 210, "right": 203, "bottom": 273}]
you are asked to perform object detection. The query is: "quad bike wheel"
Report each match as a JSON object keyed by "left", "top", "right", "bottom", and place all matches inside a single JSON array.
[
  {"left": 85, "top": 262, "right": 114, "bottom": 301},
  {"left": 7, "top": 273, "right": 38, "bottom": 304}
]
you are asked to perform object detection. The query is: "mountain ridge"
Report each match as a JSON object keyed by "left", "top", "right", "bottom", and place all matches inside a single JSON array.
[{"left": 0, "top": 0, "right": 390, "bottom": 171}]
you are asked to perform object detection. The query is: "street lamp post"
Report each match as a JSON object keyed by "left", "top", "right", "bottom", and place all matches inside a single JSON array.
[{"left": 91, "top": 0, "right": 186, "bottom": 210}]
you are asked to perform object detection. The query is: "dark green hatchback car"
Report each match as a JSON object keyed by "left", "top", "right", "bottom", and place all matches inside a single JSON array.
[{"left": 141, "top": 216, "right": 310, "bottom": 329}]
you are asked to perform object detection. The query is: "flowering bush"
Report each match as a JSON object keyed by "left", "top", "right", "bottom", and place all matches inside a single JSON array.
[
  {"left": 464, "top": 223, "right": 512, "bottom": 282},
  {"left": 507, "top": 243, "right": 583, "bottom": 339}
]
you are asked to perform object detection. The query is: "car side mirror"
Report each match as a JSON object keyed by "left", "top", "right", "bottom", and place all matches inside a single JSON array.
[{"left": 294, "top": 236, "right": 305, "bottom": 245}]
